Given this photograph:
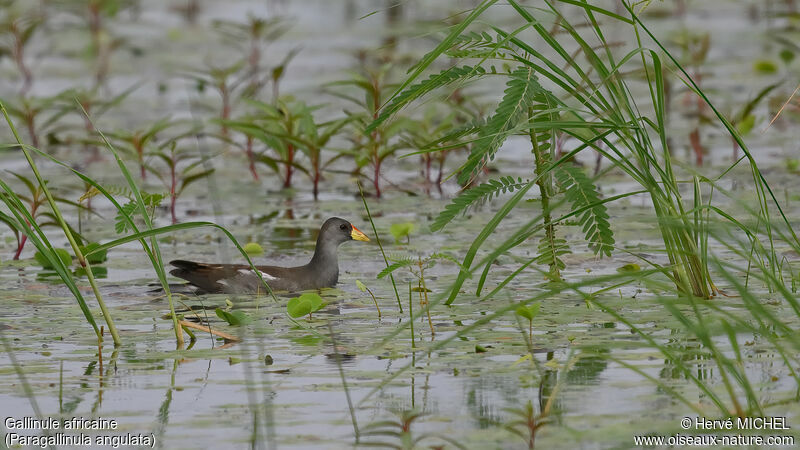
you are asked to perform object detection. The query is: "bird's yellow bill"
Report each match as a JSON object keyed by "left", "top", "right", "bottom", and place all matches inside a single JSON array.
[{"left": 351, "top": 226, "right": 370, "bottom": 242}]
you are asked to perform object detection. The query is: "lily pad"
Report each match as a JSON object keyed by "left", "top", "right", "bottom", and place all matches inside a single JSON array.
[
  {"left": 287, "top": 293, "right": 325, "bottom": 318},
  {"left": 215, "top": 308, "right": 252, "bottom": 326},
  {"left": 515, "top": 302, "right": 541, "bottom": 321},
  {"left": 390, "top": 222, "right": 415, "bottom": 243},
  {"left": 753, "top": 59, "right": 778, "bottom": 74},
  {"left": 79, "top": 242, "right": 107, "bottom": 264},
  {"left": 243, "top": 242, "right": 264, "bottom": 256},
  {"left": 34, "top": 248, "right": 72, "bottom": 270},
  {"left": 617, "top": 263, "right": 641, "bottom": 273}
]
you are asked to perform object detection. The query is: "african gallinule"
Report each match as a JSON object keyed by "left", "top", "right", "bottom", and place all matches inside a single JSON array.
[{"left": 169, "top": 217, "right": 369, "bottom": 294}]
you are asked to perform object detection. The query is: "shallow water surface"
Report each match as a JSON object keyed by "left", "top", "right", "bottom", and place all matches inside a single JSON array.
[{"left": 2, "top": 0, "right": 800, "bottom": 448}]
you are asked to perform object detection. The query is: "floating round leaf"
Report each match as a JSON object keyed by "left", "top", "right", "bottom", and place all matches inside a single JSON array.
[
  {"left": 79, "top": 242, "right": 108, "bottom": 264},
  {"left": 515, "top": 302, "right": 540, "bottom": 321},
  {"left": 617, "top": 263, "right": 641, "bottom": 273},
  {"left": 286, "top": 296, "right": 313, "bottom": 318},
  {"left": 243, "top": 242, "right": 264, "bottom": 256},
  {"left": 215, "top": 308, "right": 252, "bottom": 326},
  {"left": 389, "top": 222, "right": 415, "bottom": 243},
  {"left": 297, "top": 292, "right": 324, "bottom": 312},
  {"left": 753, "top": 59, "right": 778, "bottom": 74},
  {"left": 287, "top": 293, "right": 325, "bottom": 318},
  {"left": 34, "top": 248, "right": 72, "bottom": 270}
]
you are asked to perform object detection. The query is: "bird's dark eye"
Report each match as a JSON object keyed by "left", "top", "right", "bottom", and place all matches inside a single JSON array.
[{"left": 339, "top": 224, "right": 348, "bottom": 231}]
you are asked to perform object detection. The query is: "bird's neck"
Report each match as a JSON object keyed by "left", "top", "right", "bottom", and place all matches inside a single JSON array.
[{"left": 308, "top": 236, "right": 339, "bottom": 271}]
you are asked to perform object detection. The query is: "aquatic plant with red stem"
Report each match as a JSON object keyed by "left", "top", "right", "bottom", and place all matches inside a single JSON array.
[
  {"left": 328, "top": 65, "right": 409, "bottom": 197},
  {"left": 184, "top": 61, "right": 247, "bottom": 139},
  {"left": 213, "top": 15, "right": 290, "bottom": 95},
  {"left": 145, "top": 141, "right": 215, "bottom": 224},
  {"left": 0, "top": 14, "right": 40, "bottom": 95},
  {"left": 1, "top": 172, "right": 88, "bottom": 260},
  {"left": 105, "top": 119, "right": 176, "bottom": 180},
  {"left": 221, "top": 98, "right": 330, "bottom": 190}
]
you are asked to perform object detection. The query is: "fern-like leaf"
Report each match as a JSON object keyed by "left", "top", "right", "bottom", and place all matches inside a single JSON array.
[
  {"left": 427, "top": 252, "right": 472, "bottom": 276},
  {"left": 113, "top": 192, "right": 165, "bottom": 234},
  {"left": 458, "top": 66, "right": 546, "bottom": 185},
  {"left": 445, "top": 31, "right": 507, "bottom": 59},
  {"left": 431, "top": 176, "right": 528, "bottom": 231},
  {"left": 528, "top": 97, "right": 558, "bottom": 158},
  {"left": 422, "top": 117, "right": 485, "bottom": 149},
  {"left": 554, "top": 165, "right": 614, "bottom": 257},
  {"left": 534, "top": 236, "right": 569, "bottom": 272},
  {"left": 367, "top": 65, "right": 486, "bottom": 133},
  {"left": 114, "top": 201, "right": 137, "bottom": 234},
  {"left": 377, "top": 256, "right": 416, "bottom": 279},
  {"left": 79, "top": 184, "right": 134, "bottom": 202}
]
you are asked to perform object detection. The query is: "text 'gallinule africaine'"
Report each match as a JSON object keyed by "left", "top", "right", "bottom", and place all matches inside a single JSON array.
[{"left": 169, "top": 217, "right": 369, "bottom": 294}]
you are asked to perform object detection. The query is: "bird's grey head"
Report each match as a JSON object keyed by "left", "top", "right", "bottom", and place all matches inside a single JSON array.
[{"left": 318, "top": 217, "right": 370, "bottom": 246}]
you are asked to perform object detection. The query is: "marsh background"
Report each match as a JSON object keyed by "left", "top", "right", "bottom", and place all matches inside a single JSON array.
[{"left": 1, "top": 0, "right": 800, "bottom": 448}]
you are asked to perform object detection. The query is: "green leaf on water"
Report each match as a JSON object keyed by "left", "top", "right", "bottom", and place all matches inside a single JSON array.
[
  {"left": 34, "top": 248, "right": 72, "bottom": 270},
  {"left": 389, "top": 222, "right": 415, "bottom": 243},
  {"left": 617, "top": 263, "right": 641, "bottom": 273},
  {"left": 753, "top": 59, "right": 778, "bottom": 74},
  {"left": 779, "top": 49, "right": 794, "bottom": 65},
  {"left": 287, "top": 298, "right": 312, "bottom": 318},
  {"left": 287, "top": 292, "right": 325, "bottom": 318},
  {"left": 301, "top": 292, "right": 324, "bottom": 310},
  {"left": 515, "top": 302, "right": 540, "bottom": 321},
  {"left": 736, "top": 114, "right": 756, "bottom": 136},
  {"left": 79, "top": 242, "right": 107, "bottom": 264},
  {"left": 181, "top": 323, "right": 196, "bottom": 341},
  {"left": 243, "top": 242, "right": 264, "bottom": 256},
  {"left": 215, "top": 308, "right": 252, "bottom": 326}
]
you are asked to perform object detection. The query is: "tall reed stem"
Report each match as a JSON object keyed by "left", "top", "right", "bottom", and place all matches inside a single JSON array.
[
  {"left": 1, "top": 102, "right": 121, "bottom": 345},
  {"left": 529, "top": 106, "right": 559, "bottom": 281},
  {"left": 75, "top": 103, "right": 184, "bottom": 346},
  {"left": 357, "top": 180, "right": 403, "bottom": 312}
]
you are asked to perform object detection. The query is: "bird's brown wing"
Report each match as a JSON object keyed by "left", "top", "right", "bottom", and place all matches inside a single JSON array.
[{"left": 169, "top": 260, "right": 293, "bottom": 294}]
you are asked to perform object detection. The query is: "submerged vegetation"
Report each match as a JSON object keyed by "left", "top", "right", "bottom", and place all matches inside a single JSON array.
[{"left": 1, "top": 0, "right": 800, "bottom": 447}]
